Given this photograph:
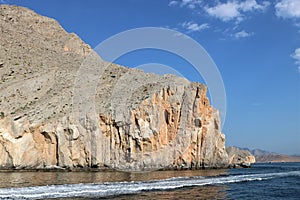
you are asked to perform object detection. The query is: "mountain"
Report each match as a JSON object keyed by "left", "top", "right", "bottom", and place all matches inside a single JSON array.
[
  {"left": 0, "top": 5, "right": 229, "bottom": 170},
  {"left": 237, "top": 148, "right": 300, "bottom": 163},
  {"left": 250, "top": 149, "right": 300, "bottom": 163}
]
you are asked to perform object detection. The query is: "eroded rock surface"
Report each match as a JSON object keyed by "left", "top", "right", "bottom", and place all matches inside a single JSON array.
[
  {"left": 0, "top": 5, "right": 229, "bottom": 170},
  {"left": 226, "top": 146, "right": 256, "bottom": 168}
]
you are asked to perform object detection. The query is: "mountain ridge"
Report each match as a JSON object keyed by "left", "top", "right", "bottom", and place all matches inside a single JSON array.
[
  {"left": 0, "top": 5, "right": 231, "bottom": 170},
  {"left": 233, "top": 146, "right": 300, "bottom": 163}
]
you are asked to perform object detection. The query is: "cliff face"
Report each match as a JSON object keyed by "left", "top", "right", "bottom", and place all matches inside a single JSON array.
[
  {"left": 0, "top": 5, "right": 229, "bottom": 170},
  {"left": 226, "top": 146, "right": 256, "bottom": 168}
]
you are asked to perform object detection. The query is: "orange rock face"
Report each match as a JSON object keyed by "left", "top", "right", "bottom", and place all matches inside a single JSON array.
[
  {"left": 0, "top": 5, "right": 229, "bottom": 170},
  {"left": 96, "top": 84, "right": 228, "bottom": 170}
]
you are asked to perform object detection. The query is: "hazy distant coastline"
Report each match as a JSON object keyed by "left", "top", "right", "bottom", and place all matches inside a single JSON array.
[{"left": 237, "top": 147, "right": 300, "bottom": 163}]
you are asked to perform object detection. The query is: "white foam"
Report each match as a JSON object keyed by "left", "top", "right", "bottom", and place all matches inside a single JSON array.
[{"left": 0, "top": 170, "right": 299, "bottom": 199}]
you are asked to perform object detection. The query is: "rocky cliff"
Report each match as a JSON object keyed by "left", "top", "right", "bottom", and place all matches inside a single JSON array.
[
  {"left": 0, "top": 5, "right": 229, "bottom": 170},
  {"left": 226, "top": 146, "right": 256, "bottom": 168}
]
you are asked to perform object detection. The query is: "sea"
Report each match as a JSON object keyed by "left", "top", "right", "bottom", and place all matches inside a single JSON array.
[{"left": 0, "top": 162, "right": 299, "bottom": 200}]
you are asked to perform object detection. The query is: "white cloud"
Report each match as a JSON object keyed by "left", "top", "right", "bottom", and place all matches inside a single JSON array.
[
  {"left": 181, "top": 0, "right": 201, "bottom": 9},
  {"left": 205, "top": 2, "right": 240, "bottom": 22},
  {"left": 275, "top": 0, "right": 300, "bottom": 18},
  {"left": 181, "top": 21, "right": 209, "bottom": 32},
  {"left": 233, "top": 30, "right": 253, "bottom": 39},
  {"left": 291, "top": 48, "right": 300, "bottom": 72},
  {"left": 168, "top": 1, "right": 178, "bottom": 7},
  {"left": 181, "top": 0, "right": 194, "bottom": 6},
  {"left": 239, "top": 0, "right": 270, "bottom": 12},
  {"left": 168, "top": 0, "right": 201, "bottom": 9},
  {"left": 205, "top": 0, "right": 269, "bottom": 22}
]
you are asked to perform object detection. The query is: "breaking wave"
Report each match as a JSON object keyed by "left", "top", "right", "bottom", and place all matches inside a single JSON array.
[{"left": 0, "top": 171, "right": 299, "bottom": 199}]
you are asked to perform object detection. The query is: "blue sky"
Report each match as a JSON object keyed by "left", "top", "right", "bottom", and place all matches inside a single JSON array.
[{"left": 1, "top": 0, "right": 299, "bottom": 155}]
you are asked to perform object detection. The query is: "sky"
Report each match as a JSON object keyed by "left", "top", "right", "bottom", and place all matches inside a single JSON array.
[{"left": 1, "top": 0, "right": 299, "bottom": 155}]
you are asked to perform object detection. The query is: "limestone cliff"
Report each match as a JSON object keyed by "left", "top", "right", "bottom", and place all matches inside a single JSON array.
[
  {"left": 0, "top": 5, "right": 229, "bottom": 170},
  {"left": 226, "top": 146, "right": 256, "bottom": 168}
]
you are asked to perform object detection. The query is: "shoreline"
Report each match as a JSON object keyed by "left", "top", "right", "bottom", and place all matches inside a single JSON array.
[{"left": 0, "top": 164, "right": 256, "bottom": 172}]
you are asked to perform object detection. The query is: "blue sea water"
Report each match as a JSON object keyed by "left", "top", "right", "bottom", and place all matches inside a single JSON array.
[{"left": 0, "top": 162, "right": 299, "bottom": 199}]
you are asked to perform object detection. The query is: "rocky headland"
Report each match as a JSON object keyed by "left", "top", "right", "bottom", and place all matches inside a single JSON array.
[
  {"left": 0, "top": 5, "right": 253, "bottom": 170},
  {"left": 226, "top": 146, "right": 256, "bottom": 168}
]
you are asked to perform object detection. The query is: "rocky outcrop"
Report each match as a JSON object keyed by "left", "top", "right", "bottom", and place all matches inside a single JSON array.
[
  {"left": 226, "top": 146, "right": 256, "bottom": 168},
  {"left": 0, "top": 5, "right": 229, "bottom": 170}
]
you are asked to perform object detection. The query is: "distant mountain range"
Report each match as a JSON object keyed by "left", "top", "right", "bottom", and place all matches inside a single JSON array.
[{"left": 235, "top": 147, "right": 300, "bottom": 163}]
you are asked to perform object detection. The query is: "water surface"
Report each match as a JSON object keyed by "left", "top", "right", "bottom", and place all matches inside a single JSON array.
[{"left": 0, "top": 163, "right": 299, "bottom": 199}]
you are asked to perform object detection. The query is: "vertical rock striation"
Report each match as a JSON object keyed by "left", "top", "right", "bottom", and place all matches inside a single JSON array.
[{"left": 0, "top": 5, "right": 229, "bottom": 170}]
